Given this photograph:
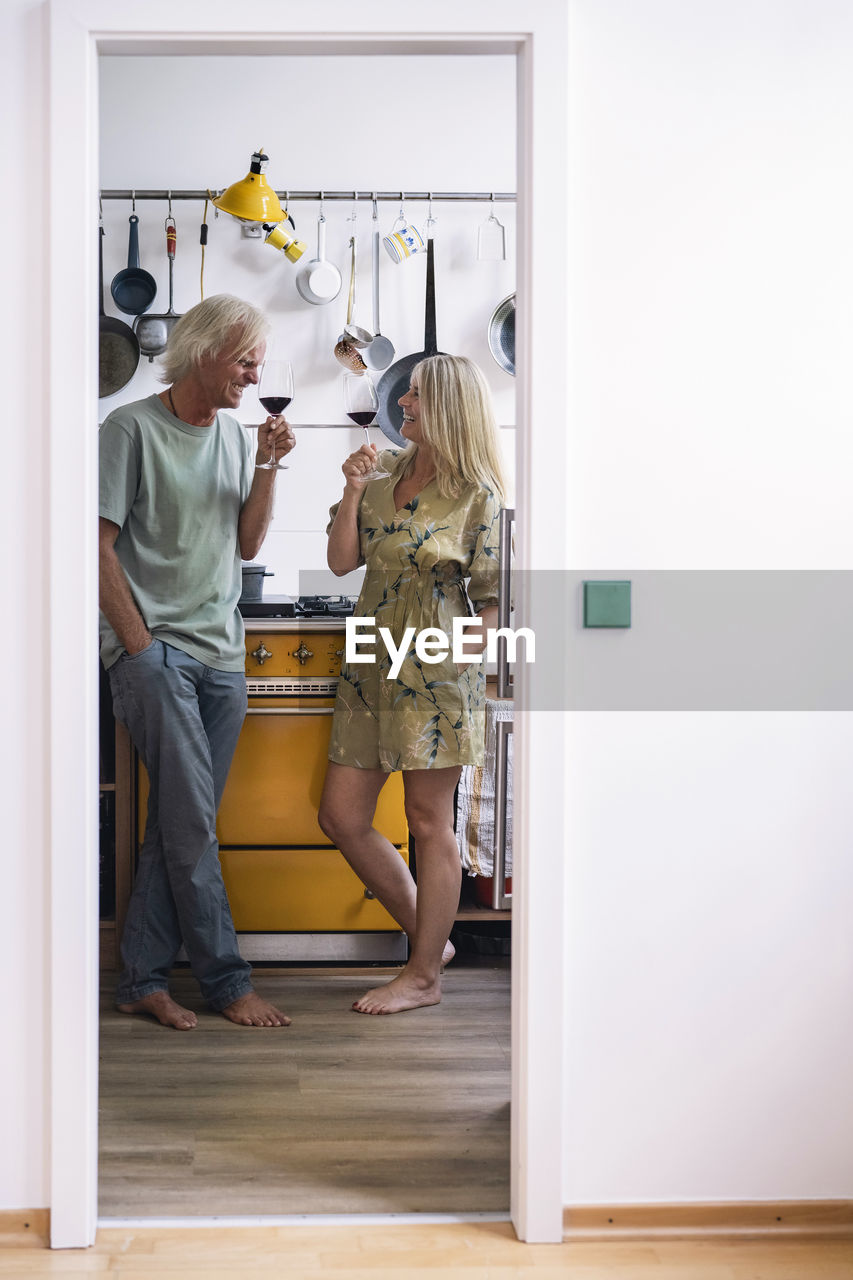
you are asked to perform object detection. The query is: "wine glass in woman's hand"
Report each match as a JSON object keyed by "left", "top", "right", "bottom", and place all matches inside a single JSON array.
[
  {"left": 256, "top": 359, "right": 294, "bottom": 471},
  {"left": 343, "top": 372, "right": 390, "bottom": 479}
]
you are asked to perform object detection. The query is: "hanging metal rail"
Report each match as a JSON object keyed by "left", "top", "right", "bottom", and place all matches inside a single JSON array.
[{"left": 99, "top": 189, "right": 516, "bottom": 203}]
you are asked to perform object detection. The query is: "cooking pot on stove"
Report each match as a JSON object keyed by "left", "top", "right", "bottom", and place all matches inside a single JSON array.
[{"left": 239, "top": 563, "right": 274, "bottom": 603}]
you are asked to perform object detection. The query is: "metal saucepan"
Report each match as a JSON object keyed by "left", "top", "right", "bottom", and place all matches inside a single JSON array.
[
  {"left": 488, "top": 292, "right": 516, "bottom": 377},
  {"left": 110, "top": 213, "right": 157, "bottom": 316},
  {"left": 334, "top": 237, "right": 372, "bottom": 372},
  {"left": 376, "top": 238, "right": 444, "bottom": 445},
  {"left": 239, "top": 563, "right": 274, "bottom": 603},
  {"left": 363, "top": 217, "right": 395, "bottom": 371},
  {"left": 98, "top": 225, "right": 140, "bottom": 398},
  {"left": 134, "top": 218, "right": 183, "bottom": 361},
  {"left": 296, "top": 213, "right": 342, "bottom": 305}
]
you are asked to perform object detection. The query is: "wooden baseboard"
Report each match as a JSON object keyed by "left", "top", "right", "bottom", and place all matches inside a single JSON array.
[
  {"left": 0, "top": 1209, "right": 49, "bottom": 1248},
  {"left": 563, "top": 1200, "right": 853, "bottom": 1241}
]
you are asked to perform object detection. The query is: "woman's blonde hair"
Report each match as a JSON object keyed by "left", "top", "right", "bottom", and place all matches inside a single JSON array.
[
  {"left": 389, "top": 354, "right": 507, "bottom": 503},
  {"left": 160, "top": 294, "right": 270, "bottom": 384}
]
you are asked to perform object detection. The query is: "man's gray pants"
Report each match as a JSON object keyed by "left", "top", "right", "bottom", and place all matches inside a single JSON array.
[{"left": 109, "top": 638, "right": 252, "bottom": 1011}]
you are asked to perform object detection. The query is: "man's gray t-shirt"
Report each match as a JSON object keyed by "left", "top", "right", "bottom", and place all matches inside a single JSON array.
[{"left": 99, "top": 393, "right": 253, "bottom": 671}]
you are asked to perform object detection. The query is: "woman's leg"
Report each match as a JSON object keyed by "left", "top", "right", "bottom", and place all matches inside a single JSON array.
[
  {"left": 351, "top": 766, "right": 462, "bottom": 1015},
  {"left": 319, "top": 762, "right": 418, "bottom": 932}
]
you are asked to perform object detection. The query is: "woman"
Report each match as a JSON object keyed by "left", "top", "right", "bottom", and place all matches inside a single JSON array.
[{"left": 318, "top": 354, "right": 507, "bottom": 1015}]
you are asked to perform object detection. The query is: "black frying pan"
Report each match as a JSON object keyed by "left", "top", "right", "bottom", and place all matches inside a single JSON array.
[
  {"left": 110, "top": 214, "right": 157, "bottom": 316},
  {"left": 99, "top": 226, "right": 140, "bottom": 398},
  {"left": 376, "top": 238, "right": 444, "bottom": 446}
]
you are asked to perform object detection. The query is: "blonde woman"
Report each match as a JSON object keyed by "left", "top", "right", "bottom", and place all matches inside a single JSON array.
[{"left": 319, "top": 354, "right": 507, "bottom": 1014}]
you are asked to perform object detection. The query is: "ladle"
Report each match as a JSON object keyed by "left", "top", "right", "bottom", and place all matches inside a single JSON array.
[
  {"left": 363, "top": 203, "right": 395, "bottom": 372},
  {"left": 134, "top": 217, "right": 183, "bottom": 360}
]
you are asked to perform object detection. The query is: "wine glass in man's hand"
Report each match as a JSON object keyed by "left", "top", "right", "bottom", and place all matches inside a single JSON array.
[{"left": 256, "top": 359, "right": 294, "bottom": 471}]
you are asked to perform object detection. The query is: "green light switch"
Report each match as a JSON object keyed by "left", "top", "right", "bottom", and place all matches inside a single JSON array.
[{"left": 583, "top": 580, "right": 631, "bottom": 628}]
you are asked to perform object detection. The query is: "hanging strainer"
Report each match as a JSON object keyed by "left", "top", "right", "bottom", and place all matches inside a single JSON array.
[{"left": 487, "top": 293, "right": 516, "bottom": 376}]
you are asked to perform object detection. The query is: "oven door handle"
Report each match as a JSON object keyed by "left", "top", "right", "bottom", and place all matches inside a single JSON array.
[{"left": 246, "top": 706, "right": 335, "bottom": 716}]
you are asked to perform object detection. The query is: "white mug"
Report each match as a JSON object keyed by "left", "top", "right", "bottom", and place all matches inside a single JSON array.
[{"left": 383, "top": 216, "right": 425, "bottom": 263}]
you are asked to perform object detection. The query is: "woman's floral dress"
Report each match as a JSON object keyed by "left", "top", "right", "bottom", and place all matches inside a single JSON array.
[{"left": 327, "top": 452, "right": 502, "bottom": 771}]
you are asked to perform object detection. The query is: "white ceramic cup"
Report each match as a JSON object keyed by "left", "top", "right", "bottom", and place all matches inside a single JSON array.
[{"left": 382, "top": 216, "right": 426, "bottom": 263}]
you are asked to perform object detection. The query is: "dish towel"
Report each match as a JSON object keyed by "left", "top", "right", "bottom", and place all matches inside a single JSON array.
[{"left": 455, "top": 697, "right": 513, "bottom": 877}]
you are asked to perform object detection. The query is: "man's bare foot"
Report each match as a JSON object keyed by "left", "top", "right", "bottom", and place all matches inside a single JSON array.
[
  {"left": 352, "top": 972, "right": 441, "bottom": 1015},
  {"left": 220, "top": 990, "right": 291, "bottom": 1027},
  {"left": 117, "top": 991, "right": 197, "bottom": 1031}
]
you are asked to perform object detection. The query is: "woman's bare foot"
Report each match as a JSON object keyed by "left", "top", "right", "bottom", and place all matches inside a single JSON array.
[
  {"left": 352, "top": 971, "right": 442, "bottom": 1015},
  {"left": 221, "top": 991, "right": 291, "bottom": 1027},
  {"left": 117, "top": 991, "right": 197, "bottom": 1030}
]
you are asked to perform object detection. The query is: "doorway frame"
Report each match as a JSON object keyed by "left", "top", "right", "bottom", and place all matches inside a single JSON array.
[{"left": 48, "top": 0, "right": 568, "bottom": 1248}]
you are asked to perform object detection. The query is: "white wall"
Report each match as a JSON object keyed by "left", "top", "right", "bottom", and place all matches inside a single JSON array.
[
  {"left": 1, "top": 0, "right": 49, "bottom": 1213},
  {"left": 564, "top": 0, "right": 853, "bottom": 1203},
  {"left": 98, "top": 55, "right": 517, "bottom": 593}
]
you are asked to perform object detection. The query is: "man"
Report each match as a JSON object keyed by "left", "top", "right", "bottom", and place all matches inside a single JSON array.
[{"left": 99, "top": 294, "right": 294, "bottom": 1030}]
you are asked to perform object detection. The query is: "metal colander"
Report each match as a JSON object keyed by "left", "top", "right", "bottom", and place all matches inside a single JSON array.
[{"left": 487, "top": 293, "right": 516, "bottom": 377}]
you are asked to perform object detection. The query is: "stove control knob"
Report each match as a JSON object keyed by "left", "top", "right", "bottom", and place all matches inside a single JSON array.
[
  {"left": 291, "top": 642, "right": 314, "bottom": 666},
  {"left": 250, "top": 641, "right": 273, "bottom": 666}
]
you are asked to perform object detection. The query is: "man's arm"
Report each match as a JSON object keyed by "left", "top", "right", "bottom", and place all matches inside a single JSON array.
[
  {"left": 238, "top": 469, "right": 278, "bottom": 561},
  {"left": 98, "top": 517, "right": 152, "bottom": 656},
  {"left": 238, "top": 417, "right": 295, "bottom": 560}
]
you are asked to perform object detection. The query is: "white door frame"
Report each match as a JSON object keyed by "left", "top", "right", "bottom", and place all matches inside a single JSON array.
[{"left": 48, "top": 0, "right": 568, "bottom": 1248}]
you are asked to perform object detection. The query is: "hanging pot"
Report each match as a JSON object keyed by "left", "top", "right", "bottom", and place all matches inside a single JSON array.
[
  {"left": 376, "top": 238, "right": 444, "bottom": 445},
  {"left": 295, "top": 213, "right": 342, "bottom": 305},
  {"left": 110, "top": 213, "right": 158, "bottom": 316}
]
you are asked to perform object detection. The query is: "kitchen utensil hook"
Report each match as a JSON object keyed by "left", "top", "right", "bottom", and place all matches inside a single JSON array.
[
  {"left": 131, "top": 189, "right": 136, "bottom": 213},
  {"left": 319, "top": 190, "right": 326, "bottom": 222},
  {"left": 426, "top": 191, "right": 437, "bottom": 232},
  {"left": 477, "top": 193, "right": 507, "bottom": 261}
]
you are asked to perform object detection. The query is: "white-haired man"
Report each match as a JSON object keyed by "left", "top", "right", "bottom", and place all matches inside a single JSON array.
[{"left": 99, "top": 294, "right": 294, "bottom": 1030}]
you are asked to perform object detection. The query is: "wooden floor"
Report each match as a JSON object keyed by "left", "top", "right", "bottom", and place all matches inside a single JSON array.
[
  {"left": 5, "top": 1224, "right": 853, "bottom": 1277},
  {"left": 98, "top": 963, "right": 510, "bottom": 1217}
]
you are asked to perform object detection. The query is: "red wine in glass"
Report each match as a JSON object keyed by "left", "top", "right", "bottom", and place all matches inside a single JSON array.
[
  {"left": 343, "top": 373, "right": 389, "bottom": 479},
  {"left": 256, "top": 359, "right": 294, "bottom": 470},
  {"left": 260, "top": 395, "right": 292, "bottom": 415}
]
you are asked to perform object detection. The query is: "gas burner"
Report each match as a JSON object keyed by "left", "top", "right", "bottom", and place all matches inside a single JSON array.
[
  {"left": 296, "top": 595, "right": 356, "bottom": 618},
  {"left": 239, "top": 594, "right": 357, "bottom": 620}
]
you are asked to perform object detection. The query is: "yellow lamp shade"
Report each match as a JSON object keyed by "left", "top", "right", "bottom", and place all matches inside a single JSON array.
[{"left": 213, "top": 149, "right": 285, "bottom": 225}]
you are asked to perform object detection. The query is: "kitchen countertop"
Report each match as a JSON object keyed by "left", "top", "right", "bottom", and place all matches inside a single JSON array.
[{"left": 243, "top": 617, "right": 351, "bottom": 632}]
